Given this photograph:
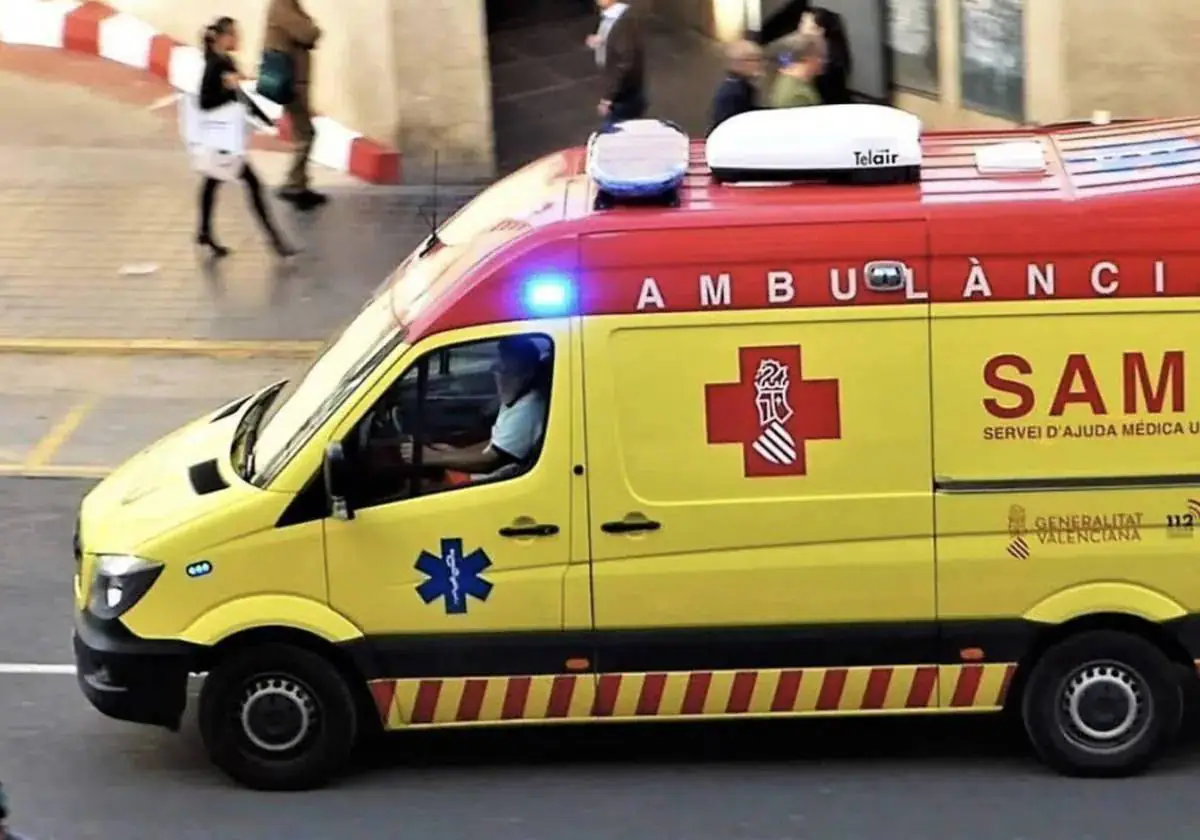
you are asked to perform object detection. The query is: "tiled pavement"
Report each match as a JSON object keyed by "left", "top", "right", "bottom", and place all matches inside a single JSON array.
[
  {"left": 0, "top": 20, "right": 718, "bottom": 342},
  {"left": 0, "top": 144, "right": 465, "bottom": 343},
  {"left": 0, "top": 47, "right": 472, "bottom": 345},
  {"left": 0, "top": 20, "right": 718, "bottom": 475},
  {"left": 0, "top": 45, "right": 472, "bottom": 475}
]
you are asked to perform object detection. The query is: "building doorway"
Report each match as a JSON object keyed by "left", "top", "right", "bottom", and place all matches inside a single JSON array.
[{"left": 484, "top": 0, "right": 726, "bottom": 175}]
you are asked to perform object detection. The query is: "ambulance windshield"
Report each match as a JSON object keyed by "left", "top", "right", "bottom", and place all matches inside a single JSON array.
[
  {"left": 245, "top": 287, "right": 406, "bottom": 484},
  {"left": 239, "top": 156, "right": 574, "bottom": 484}
]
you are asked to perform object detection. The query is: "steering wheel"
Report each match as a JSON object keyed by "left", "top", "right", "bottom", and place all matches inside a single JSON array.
[{"left": 358, "top": 403, "right": 405, "bottom": 450}]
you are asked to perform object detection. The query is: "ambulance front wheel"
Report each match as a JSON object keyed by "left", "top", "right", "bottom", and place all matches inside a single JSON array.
[
  {"left": 1021, "top": 630, "right": 1182, "bottom": 777},
  {"left": 199, "top": 643, "right": 360, "bottom": 791}
]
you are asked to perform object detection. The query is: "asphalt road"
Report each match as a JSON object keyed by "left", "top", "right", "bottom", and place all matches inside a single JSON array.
[{"left": 3, "top": 477, "right": 1200, "bottom": 840}]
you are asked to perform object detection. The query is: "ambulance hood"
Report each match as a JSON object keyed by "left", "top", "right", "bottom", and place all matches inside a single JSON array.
[{"left": 78, "top": 391, "right": 269, "bottom": 558}]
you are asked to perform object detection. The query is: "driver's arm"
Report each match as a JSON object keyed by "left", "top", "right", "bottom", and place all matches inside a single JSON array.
[
  {"left": 412, "top": 398, "right": 540, "bottom": 472},
  {"left": 420, "top": 439, "right": 502, "bottom": 471}
]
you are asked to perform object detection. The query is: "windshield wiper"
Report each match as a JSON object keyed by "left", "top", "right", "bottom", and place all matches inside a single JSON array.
[
  {"left": 234, "top": 383, "right": 284, "bottom": 481},
  {"left": 243, "top": 438, "right": 257, "bottom": 479}
]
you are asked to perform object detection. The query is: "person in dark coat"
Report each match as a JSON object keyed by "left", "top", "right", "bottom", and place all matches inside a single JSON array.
[
  {"left": 585, "top": 0, "right": 647, "bottom": 128},
  {"left": 803, "top": 7, "right": 853, "bottom": 104},
  {"left": 709, "top": 39, "right": 764, "bottom": 133},
  {"left": 195, "top": 17, "right": 295, "bottom": 259},
  {"left": 263, "top": 0, "right": 325, "bottom": 208}
]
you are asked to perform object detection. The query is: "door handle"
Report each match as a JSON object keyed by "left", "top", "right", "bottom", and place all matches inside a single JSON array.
[
  {"left": 498, "top": 523, "right": 560, "bottom": 538},
  {"left": 600, "top": 519, "right": 661, "bottom": 534}
]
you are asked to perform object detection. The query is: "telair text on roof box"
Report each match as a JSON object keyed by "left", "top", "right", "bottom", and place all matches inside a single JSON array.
[{"left": 853, "top": 149, "right": 901, "bottom": 167}]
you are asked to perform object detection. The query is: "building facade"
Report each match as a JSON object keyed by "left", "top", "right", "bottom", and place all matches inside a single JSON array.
[
  {"left": 652, "top": 0, "right": 1200, "bottom": 128},
  {"left": 111, "top": 0, "right": 1200, "bottom": 178}
]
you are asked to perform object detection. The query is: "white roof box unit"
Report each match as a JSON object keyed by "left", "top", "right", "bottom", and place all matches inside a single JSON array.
[{"left": 705, "top": 104, "right": 923, "bottom": 185}]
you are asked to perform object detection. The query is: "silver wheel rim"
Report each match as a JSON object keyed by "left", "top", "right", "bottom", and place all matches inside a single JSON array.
[
  {"left": 239, "top": 676, "right": 318, "bottom": 754},
  {"left": 1058, "top": 661, "right": 1150, "bottom": 753}
]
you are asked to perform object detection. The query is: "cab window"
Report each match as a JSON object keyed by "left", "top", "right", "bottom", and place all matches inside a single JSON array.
[{"left": 344, "top": 333, "right": 554, "bottom": 509}]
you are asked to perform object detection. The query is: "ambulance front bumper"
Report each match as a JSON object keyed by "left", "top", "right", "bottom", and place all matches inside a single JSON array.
[{"left": 73, "top": 610, "right": 200, "bottom": 731}]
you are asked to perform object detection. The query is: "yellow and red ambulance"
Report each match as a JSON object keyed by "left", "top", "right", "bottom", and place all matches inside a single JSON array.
[{"left": 71, "top": 105, "right": 1200, "bottom": 789}]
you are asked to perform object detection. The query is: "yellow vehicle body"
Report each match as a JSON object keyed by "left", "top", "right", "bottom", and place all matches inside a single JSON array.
[{"left": 71, "top": 120, "right": 1200, "bottom": 789}]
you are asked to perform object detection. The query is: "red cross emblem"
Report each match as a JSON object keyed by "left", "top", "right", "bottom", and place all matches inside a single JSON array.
[{"left": 704, "top": 345, "right": 841, "bottom": 477}]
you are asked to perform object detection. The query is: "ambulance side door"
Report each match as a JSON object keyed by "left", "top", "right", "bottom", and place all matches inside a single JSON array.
[
  {"left": 322, "top": 321, "right": 591, "bottom": 724},
  {"left": 580, "top": 222, "right": 939, "bottom": 715}
]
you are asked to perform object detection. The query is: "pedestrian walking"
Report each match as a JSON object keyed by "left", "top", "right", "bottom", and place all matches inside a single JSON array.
[
  {"left": 767, "top": 32, "right": 824, "bottom": 109},
  {"left": 264, "top": 0, "right": 326, "bottom": 209},
  {"left": 195, "top": 17, "right": 296, "bottom": 259},
  {"left": 802, "top": 7, "right": 853, "bottom": 104},
  {"left": 585, "top": 0, "right": 647, "bottom": 129},
  {"left": 709, "top": 39, "right": 764, "bottom": 133}
]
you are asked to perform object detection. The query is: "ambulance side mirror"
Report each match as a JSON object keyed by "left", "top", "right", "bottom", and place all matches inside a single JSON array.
[{"left": 323, "top": 442, "right": 355, "bottom": 521}]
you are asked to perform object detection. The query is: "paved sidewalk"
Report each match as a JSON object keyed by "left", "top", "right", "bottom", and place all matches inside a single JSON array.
[
  {"left": 0, "top": 44, "right": 478, "bottom": 477},
  {"left": 0, "top": 47, "right": 471, "bottom": 346},
  {"left": 0, "top": 353, "right": 298, "bottom": 475}
]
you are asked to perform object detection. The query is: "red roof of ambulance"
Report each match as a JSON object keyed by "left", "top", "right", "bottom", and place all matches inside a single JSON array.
[
  {"left": 404, "top": 116, "right": 1200, "bottom": 340},
  {"left": 921, "top": 116, "right": 1200, "bottom": 203},
  {"left": 562, "top": 116, "right": 1200, "bottom": 216}
]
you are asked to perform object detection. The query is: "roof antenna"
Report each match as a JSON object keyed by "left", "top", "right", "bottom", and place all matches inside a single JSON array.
[{"left": 417, "top": 150, "right": 442, "bottom": 258}]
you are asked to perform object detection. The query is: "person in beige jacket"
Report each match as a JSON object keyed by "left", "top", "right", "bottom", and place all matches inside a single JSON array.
[{"left": 264, "top": 0, "right": 326, "bottom": 209}]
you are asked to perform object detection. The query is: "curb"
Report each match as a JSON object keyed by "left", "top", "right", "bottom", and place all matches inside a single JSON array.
[
  {"left": 0, "top": 464, "right": 109, "bottom": 479},
  {"left": 0, "top": 337, "right": 321, "bottom": 358},
  {"left": 0, "top": 0, "right": 402, "bottom": 184}
]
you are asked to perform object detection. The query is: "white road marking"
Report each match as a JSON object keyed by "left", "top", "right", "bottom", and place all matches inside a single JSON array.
[
  {"left": 0, "top": 664, "right": 209, "bottom": 678},
  {"left": 0, "top": 663, "right": 76, "bottom": 675}
]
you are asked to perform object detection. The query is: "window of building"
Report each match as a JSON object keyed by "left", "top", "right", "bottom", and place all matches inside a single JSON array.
[
  {"left": 887, "top": 0, "right": 939, "bottom": 96},
  {"left": 958, "top": 0, "right": 1025, "bottom": 121},
  {"left": 344, "top": 333, "right": 555, "bottom": 510}
]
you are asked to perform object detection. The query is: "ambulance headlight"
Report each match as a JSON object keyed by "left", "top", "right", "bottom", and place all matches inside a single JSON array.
[
  {"left": 89, "top": 554, "right": 164, "bottom": 619},
  {"left": 523, "top": 273, "right": 574, "bottom": 316}
]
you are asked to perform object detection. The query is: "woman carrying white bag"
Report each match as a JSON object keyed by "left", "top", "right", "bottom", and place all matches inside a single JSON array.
[{"left": 191, "top": 17, "right": 295, "bottom": 259}]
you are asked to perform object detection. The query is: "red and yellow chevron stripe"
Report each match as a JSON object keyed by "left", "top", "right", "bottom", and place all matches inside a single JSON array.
[{"left": 368, "top": 663, "right": 1016, "bottom": 730}]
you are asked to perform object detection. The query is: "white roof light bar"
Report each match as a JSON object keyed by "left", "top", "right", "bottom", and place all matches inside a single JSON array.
[{"left": 587, "top": 119, "right": 690, "bottom": 209}]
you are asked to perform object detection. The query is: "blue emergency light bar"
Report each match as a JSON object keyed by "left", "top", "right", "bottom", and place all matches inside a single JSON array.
[{"left": 587, "top": 119, "right": 690, "bottom": 210}]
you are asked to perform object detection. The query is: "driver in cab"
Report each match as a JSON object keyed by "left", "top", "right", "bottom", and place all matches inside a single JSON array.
[{"left": 399, "top": 336, "right": 545, "bottom": 486}]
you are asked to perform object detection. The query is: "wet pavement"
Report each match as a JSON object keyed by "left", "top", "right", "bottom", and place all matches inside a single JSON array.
[
  {"left": 0, "top": 25, "right": 716, "bottom": 344},
  {"left": 0, "top": 50, "right": 472, "bottom": 344},
  {"left": 0, "top": 44, "right": 477, "bottom": 478},
  {"left": 0, "top": 141, "right": 468, "bottom": 342}
]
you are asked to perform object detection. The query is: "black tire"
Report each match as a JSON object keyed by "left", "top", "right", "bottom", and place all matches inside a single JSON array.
[
  {"left": 1177, "top": 663, "right": 1200, "bottom": 738},
  {"left": 198, "top": 643, "right": 359, "bottom": 791},
  {"left": 1021, "top": 630, "right": 1182, "bottom": 777}
]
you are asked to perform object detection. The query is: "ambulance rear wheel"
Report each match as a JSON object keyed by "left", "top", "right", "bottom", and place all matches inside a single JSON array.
[
  {"left": 1021, "top": 630, "right": 1181, "bottom": 777},
  {"left": 199, "top": 644, "right": 359, "bottom": 791}
]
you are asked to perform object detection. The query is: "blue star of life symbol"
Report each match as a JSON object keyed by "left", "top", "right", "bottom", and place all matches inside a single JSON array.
[{"left": 414, "top": 538, "right": 493, "bottom": 614}]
